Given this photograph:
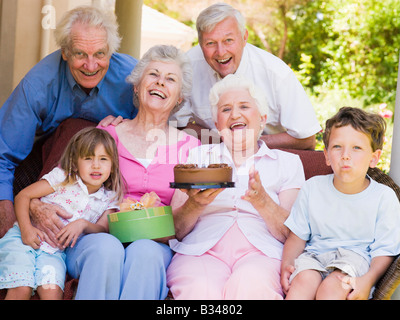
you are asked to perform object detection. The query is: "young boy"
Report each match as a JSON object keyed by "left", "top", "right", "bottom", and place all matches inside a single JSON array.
[{"left": 281, "top": 107, "right": 400, "bottom": 300}]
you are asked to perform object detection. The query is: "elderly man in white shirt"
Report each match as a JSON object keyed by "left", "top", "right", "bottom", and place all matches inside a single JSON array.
[
  {"left": 170, "top": 3, "right": 321, "bottom": 150},
  {"left": 167, "top": 74, "right": 305, "bottom": 300}
]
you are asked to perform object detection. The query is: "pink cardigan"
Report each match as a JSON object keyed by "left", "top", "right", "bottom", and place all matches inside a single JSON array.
[{"left": 100, "top": 125, "right": 200, "bottom": 206}]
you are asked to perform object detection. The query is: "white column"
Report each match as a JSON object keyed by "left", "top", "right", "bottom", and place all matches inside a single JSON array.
[
  {"left": 389, "top": 53, "right": 400, "bottom": 186},
  {"left": 115, "top": 0, "right": 143, "bottom": 59}
]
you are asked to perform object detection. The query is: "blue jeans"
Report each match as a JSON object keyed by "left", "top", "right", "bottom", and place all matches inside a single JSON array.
[{"left": 65, "top": 233, "right": 173, "bottom": 300}]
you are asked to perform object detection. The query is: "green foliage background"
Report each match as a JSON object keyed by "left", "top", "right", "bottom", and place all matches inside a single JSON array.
[
  {"left": 283, "top": 0, "right": 399, "bottom": 172},
  {"left": 285, "top": 0, "right": 400, "bottom": 107}
]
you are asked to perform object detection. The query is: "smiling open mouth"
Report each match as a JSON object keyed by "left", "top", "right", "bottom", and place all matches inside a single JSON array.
[
  {"left": 149, "top": 90, "right": 166, "bottom": 99},
  {"left": 82, "top": 70, "right": 99, "bottom": 76},
  {"left": 217, "top": 57, "right": 232, "bottom": 64},
  {"left": 230, "top": 122, "right": 246, "bottom": 130}
]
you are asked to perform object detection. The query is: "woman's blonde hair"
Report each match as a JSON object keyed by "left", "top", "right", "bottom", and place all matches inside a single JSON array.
[{"left": 59, "top": 127, "right": 125, "bottom": 202}]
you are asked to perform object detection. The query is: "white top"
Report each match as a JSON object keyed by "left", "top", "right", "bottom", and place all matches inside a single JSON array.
[
  {"left": 169, "top": 141, "right": 305, "bottom": 259},
  {"left": 170, "top": 43, "right": 321, "bottom": 139},
  {"left": 39, "top": 167, "right": 119, "bottom": 254},
  {"left": 285, "top": 174, "right": 400, "bottom": 263},
  {"left": 136, "top": 157, "right": 152, "bottom": 168}
]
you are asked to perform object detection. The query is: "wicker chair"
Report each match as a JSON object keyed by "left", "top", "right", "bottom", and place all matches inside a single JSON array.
[{"left": 365, "top": 167, "right": 400, "bottom": 299}]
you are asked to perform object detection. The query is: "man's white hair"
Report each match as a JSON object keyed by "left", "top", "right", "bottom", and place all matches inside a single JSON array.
[
  {"left": 196, "top": 3, "right": 246, "bottom": 42},
  {"left": 54, "top": 5, "right": 121, "bottom": 56}
]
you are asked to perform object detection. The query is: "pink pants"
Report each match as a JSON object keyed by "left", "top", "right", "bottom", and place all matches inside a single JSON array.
[{"left": 167, "top": 222, "right": 283, "bottom": 300}]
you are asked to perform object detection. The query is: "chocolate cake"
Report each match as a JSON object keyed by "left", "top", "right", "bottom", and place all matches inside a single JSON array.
[{"left": 174, "top": 163, "right": 233, "bottom": 184}]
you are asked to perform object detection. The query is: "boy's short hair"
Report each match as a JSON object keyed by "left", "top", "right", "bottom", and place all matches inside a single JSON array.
[{"left": 323, "top": 106, "right": 387, "bottom": 151}]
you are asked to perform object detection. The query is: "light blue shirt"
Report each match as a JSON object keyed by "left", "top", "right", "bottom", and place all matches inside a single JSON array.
[
  {"left": 285, "top": 174, "right": 400, "bottom": 263},
  {"left": 0, "top": 50, "right": 137, "bottom": 202}
]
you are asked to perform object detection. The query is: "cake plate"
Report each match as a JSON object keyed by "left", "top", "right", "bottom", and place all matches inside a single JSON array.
[{"left": 170, "top": 182, "right": 235, "bottom": 189}]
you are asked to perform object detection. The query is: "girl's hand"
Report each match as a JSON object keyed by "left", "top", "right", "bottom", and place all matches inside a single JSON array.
[
  {"left": 20, "top": 225, "right": 44, "bottom": 250},
  {"left": 57, "top": 219, "right": 87, "bottom": 249}
]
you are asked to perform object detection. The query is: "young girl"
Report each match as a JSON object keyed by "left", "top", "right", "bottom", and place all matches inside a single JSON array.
[{"left": 0, "top": 127, "right": 124, "bottom": 300}]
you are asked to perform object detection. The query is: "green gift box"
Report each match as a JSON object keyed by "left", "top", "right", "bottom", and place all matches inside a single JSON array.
[{"left": 108, "top": 206, "right": 175, "bottom": 243}]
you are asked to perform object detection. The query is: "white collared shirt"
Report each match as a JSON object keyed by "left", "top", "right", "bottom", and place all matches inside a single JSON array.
[
  {"left": 169, "top": 141, "right": 305, "bottom": 259},
  {"left": 170, "top": 43, "right": 321, "bottom": 139}
]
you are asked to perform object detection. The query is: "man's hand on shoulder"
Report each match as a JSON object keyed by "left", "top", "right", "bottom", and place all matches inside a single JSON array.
[{"left": 98, "top": 115, "right": 125, "bottom": 127}]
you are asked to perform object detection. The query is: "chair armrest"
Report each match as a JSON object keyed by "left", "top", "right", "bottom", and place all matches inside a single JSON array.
[{"left": 372, "top": 255, "right": 400, "bottom": 300}]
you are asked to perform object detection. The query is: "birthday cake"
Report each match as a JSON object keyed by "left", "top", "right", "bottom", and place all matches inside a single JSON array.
[{"left": 173, "top": 163, "right": 233, "bottom": 184}]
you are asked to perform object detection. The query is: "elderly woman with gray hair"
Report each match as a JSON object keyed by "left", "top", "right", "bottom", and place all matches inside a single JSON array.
[
  {"left": 50, "top": 45, "right": 199, "bottom": 300},
  {"left": 167, "top": 74, "right": 305, "bottom": 300}
]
